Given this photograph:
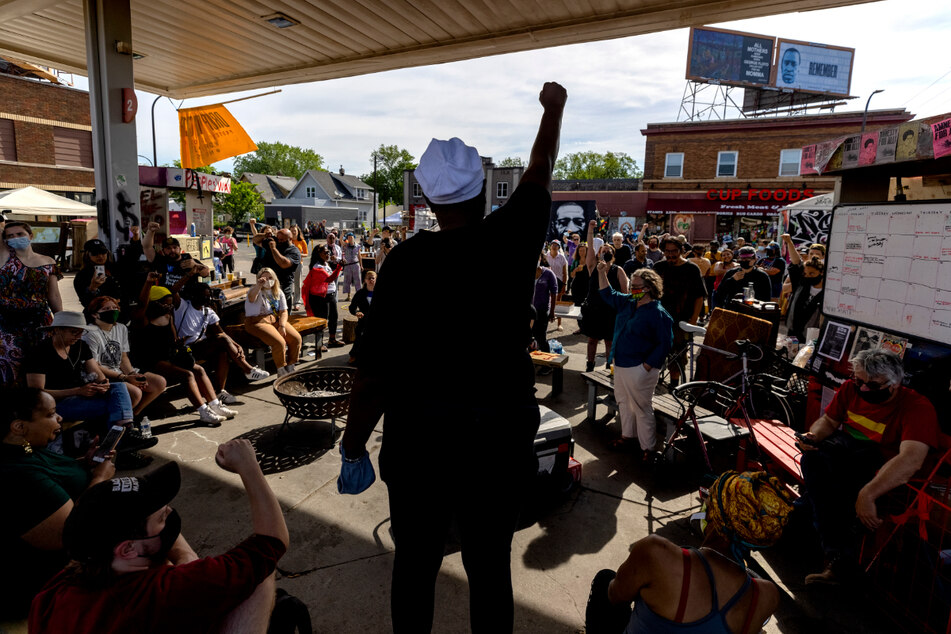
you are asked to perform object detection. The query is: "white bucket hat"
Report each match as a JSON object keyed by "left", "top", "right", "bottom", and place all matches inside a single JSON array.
[
  {"left": 41, "top": 310, "right": 94, "bottom": 331},
  {"left": 414, "top": 137, "right": 484, "bottom": 205}
]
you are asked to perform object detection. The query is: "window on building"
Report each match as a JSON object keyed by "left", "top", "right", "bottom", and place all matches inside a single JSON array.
[
  {"left": 497, "top": 181, "right": 509, "bottom": 198},
  {"left": 305, "top": 186, "right": 317, "bottom": 198},
  {"left": 716, "top": 151, "right": 737, "bottom": 178},
  {"left": 664, "top": 152, "right": 683, "bottom": 178},
  {"left": 413, "top": 183, "right": 422, "bottom": 198},
  {"left": 52, "top": 128, "right": 93, "bottom": 168},
  {"left": 0, "top": 119, "right": 16, "bottom": 162},
  {"left": 779, "top": 148, "right": 802, "bottom": 176}
]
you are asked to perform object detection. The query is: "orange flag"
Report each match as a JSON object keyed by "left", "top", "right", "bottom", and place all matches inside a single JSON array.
[{"left": 179, "top": 104, "right": 257, "bottom": 168}]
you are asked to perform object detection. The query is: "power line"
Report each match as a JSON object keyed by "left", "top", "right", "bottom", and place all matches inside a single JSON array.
[{"left": 904, "top": 65, "right": 951, "bottom": 107}]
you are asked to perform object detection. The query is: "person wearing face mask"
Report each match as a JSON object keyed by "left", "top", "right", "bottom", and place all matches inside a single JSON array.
[
  {"left": 580, "top": 220, "right": 628, "bottom": 372},
  {"left": 653, "top": 237, "right": 707, "bottom": 384},
  {"left": 73, "top": 238, "right": 124, "bottom": 313},
  {"left": 712, "top": 248, "right": 738, "bottom": 303},
  {"left": 713, "top": 246, "right": 771, "bottom": 309},
  {"left": 781, "top": 233, "right": 825, "bottom": 343},
  {"left": 303, "top": 246, "right": 345, "bottom": 351},
  {"left": 30, "top": 440, "right": 289, "bottom": 634},
  {"left": 597, "top": 265, "right": 673, "bottom": 455},
  {"left": 798, "top": 349, "right": 939, "bottom": 586},
  {"left": 0, "top": 221, "right": 63, "bottom": 384},
  {"left": 83, "top": 296, "right": 168, "bottom": 418},
  {"left": 130, "top": 283, "right": 229, "bottom": 427},
  {"left": 246, "top": 268, "right": 303, "bottom": 377}
]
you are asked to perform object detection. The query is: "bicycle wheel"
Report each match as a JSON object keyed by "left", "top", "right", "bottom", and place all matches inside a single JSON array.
[
  {"left": 745, "top": 380, "right": 794, "bottom": 428},
  {"left": 656, "top": 354, "right": 685, "bottom": 394}
]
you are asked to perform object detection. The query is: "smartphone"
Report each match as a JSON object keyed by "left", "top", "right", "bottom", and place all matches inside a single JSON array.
[
  {"left": 95, "top": 265, "right": 105, "bottom": 277},
  {"left": 93, "top": 425, "right": 125, "bottom": 462},
  {"left": 794, "top": 432, "right": 819, "bottom": 447}
]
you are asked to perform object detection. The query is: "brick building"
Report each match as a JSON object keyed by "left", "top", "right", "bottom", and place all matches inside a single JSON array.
[
  {"left": 0, "top": 72, "right": 95, "bottom": 203},
  {"left": 638, "top": 108, "right": 914, "bottom": 243},
  {"left": 403, "top": 157, "right": 524, "bottom": 225}
]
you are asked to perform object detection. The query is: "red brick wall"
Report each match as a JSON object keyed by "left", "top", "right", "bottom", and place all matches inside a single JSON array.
[{"left": 0, "top": 74, "right": 94, "bottom": 189}]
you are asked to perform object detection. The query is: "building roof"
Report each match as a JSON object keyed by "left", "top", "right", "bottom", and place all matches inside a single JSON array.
[
  {"left": 238, "top": 173, "right": 297, "bottom": 203},
  {"left": 297, "top": 170, "right": 372, "bottom": 201},
  {"left": 642, "top": 109, "right": 914, "bottom": 136},
  {"left": 554, "top": 178, "right": 642, "bottom": 192},
  {"left": 0, "top": 1, "right": 874, "bottom": 99}
]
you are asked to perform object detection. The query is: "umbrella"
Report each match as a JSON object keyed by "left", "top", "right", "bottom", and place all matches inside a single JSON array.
[{"left": 0, "top": 186, "right": 97, "bottom": 217}]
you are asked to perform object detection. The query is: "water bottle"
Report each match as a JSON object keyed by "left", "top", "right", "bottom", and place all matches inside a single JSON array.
[
  {"left": 189, "top": 222, "right": 196, "bottom": 237},
  {"left": 743, "top": 283, "right": 754, "bottom": 304},
  {"left": 139, "top": 417, "right": 152, "bottom": 439}
]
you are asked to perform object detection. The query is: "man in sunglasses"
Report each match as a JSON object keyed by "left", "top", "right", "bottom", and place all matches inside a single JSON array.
[{"left": 798, "top": 349, "right": 938, "bottom": 586}]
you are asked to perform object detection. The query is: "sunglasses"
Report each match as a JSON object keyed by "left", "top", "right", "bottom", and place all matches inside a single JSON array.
[{"left": 850, "top": 374, "right": 887, "bottom": 390}]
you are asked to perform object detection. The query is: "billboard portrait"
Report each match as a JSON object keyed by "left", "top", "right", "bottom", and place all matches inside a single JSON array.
[
  {"left": 686, "top": 27, "right": 774, "bottom": 87},
  {"left": 548, "top": 200, "right": 597, "bottom": 243},
  {"left": 772, "top": 39, "right": 854, "bottom": 96}
]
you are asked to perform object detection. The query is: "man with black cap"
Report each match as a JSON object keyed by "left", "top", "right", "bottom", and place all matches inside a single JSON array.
[
  {"left": 714, "top": 246, "right": 772, "bottom": 307},
  {"left": 30, "top": 440, "right": 289, "bottom": 634},
  {"left": 338, "top": 81, "right": 567, "bottom": 633},
  {"left": 142, "top": 222, "right": 211, "bottom": 290}
]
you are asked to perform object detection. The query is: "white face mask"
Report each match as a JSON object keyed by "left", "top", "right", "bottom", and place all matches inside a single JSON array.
[{"left": 260, "top": 279, "right": 274, "bottom": 288}]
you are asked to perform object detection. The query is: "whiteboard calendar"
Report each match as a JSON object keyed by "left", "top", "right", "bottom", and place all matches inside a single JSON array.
[{"left": 823, "top": 202, "right": 951, "bottom": 345}]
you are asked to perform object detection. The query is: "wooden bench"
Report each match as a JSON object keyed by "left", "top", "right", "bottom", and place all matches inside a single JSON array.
[
  {"left": 225, "top": 315, "right": 327, "bottom": 368},
  {"left": 735, "top": 417, "right": 804, "bottom": 490},
  {"left": 582, "top": 370, "right": 749, "bottom": 445},
  {"left": 531, "top": 351, "right": 569, "bottom": 397}
]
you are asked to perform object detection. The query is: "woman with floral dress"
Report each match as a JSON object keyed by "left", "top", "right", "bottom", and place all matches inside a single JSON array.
[{"left": 0, "top": 221, "right": 62, "bottom": 383}]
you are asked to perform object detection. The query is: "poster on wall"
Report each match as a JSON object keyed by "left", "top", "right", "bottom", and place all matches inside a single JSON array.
[
  {"left": 817, "top": 321, "right": 852, "bottom": 361},
  {"left": 548, "top": 200, "right": 597, "bottom": 243},
  {"left": 787, "top": 205, "right": 832, "bottom": 249},
  {"left": 932, "top": 118, "right": 951, "bottom": 159},
  {"left": 771, "top": 39, "right": 855, "bottom": 96},
  {"left": 192, "top": 207, "right": 212, "bottom": 236}
]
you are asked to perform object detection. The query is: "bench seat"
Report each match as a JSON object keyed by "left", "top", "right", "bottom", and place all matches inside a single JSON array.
[
  {"left": 531, "top": 351, "right": 569, "bottom": 397},
  {"left": 225, "top": 316, "right": 327, "bottom": 368}
]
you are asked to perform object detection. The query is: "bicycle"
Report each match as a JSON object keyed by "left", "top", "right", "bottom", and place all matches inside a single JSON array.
[{"left": 655, "top": 337, "right": 795, "bottom": 473}]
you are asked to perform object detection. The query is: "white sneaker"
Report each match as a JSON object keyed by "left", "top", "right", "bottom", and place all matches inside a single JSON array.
[
  {"left": 198, "top": 407, "right": 226, "bottom": 426},
  {"left": 210, "top": 402, "right": 238, "bottom": 419},
  {"left": 217, "top": 389, "right": 239, "bottom": 405},
  {"left": 245, "top": 366, "right": 270, "bottom": 381}
]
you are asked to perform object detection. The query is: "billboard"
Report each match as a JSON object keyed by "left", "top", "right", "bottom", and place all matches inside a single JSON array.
[
  {"left": 772, "top": 39, "right": 854, "bottom": 96},
  {"left": 686, "top": 27, "right": 774, "bottom": 88}
]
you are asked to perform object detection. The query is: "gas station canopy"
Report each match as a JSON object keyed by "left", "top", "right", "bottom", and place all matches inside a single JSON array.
[{"left": 0, "top": 0, "right": 872, "bottom": 99}]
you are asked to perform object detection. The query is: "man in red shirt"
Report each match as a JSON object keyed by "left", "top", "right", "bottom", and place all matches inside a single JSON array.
[
  {"left": 799, "top": 349, "right": 939, "bottom": 585},
  {"left": 30, "top": 440, "right": 289, "bottom": 634}
]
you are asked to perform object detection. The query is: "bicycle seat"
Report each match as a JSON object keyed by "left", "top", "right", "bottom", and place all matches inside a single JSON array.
[
  {"left": 734, "top": 339, "right": 753, "bottom": 354},
  {"left": 679, "top": 320, "right": 707, "bottom": 335}
]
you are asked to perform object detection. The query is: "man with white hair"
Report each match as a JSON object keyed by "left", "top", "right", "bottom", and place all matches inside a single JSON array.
[
  {"left": 798, "top": 349, "right": 939, "bottom": 586},
  {"left": 611, "top": 232, "right": 631, "bottom": 266},
  {"left": 338, "top": 82, "right": 567, "bottom": 633}
]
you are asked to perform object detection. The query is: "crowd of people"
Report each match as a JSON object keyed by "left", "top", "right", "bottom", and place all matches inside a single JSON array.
[{"left": 1, "top": 79, "right": 944, "bottom": 634}]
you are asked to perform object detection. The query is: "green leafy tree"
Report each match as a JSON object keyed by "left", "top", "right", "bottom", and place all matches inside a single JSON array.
[
  {"left": 215, "top": 180, "right": 264, "bottom": 225},
  {"left": 360, "top": 144, "right": 416, "bottom": 206},
  {"left": 553, "top": 151, "right": 642, "bottom": 180},
  {"left": 497, "top": 156, "right": 524, "bottom": 167},
  {"left": 232, "top": 141, "right": 324, "bottom": 180}
]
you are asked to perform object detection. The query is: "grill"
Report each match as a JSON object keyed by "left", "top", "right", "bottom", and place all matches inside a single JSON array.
[{"left": 271, "top": 366, "right": 357, "bottom": 446}]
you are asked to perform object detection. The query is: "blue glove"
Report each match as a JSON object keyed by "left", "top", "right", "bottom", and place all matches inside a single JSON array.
[{"left": 337, "top": 445, "right": 376, "bottom": 495}]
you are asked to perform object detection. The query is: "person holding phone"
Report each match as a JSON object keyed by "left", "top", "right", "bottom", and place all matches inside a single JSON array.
[
  {"left": 83, "top": 295, "right": 167, "bottom": 418},
  {"left": 73, "top": 238, "right": 124, "bottom": 314},
  {"left": 0, "top": 387, "right": 117, "bottom": 619},
  {"left": 245, "top": 268, "right": 302, "bottom": 377}
]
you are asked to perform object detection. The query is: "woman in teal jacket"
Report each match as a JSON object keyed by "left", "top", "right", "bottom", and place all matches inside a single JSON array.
[{"left": 597, "top": 262, "right": 673, "bottom": 455}]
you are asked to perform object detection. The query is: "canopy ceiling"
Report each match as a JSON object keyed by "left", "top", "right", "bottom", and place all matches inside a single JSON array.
[
  {"left": 0, "top": 0, "right": 875, "bottom": 99},
  {"left": 0, "top": 186, "right": 97, "bottom": 216}
]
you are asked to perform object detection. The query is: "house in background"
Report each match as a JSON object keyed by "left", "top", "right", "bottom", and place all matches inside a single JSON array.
[
  {"left": 238, "top": 172, "right": 298, "bottom": 204},
  {"left": 261, "top": 167, "right": 375, "bottom": 231}
]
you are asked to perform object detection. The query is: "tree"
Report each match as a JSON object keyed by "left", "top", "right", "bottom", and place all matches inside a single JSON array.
[
  {"left": 498, "top": 156, "right": 524, "bottom": 167},
  {"left": 215, "top": 180, "right": 264, "bottom": 226},
  {"left": 553, "top": 151, "right": 642, "bottom": 180},
  {"left": 232, "top": 141, "right": 325, "bottom": 180},
  {"left": 361, "top": 144, "right": 416, "bottom": 208}
]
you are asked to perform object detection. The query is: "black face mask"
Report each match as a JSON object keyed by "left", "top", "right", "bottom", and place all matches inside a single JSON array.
[
  {"left": 147, "top": 509, "right": 182, "bottom": 565},
  {"left": 146, "top": 303, "right": 172, "bottom": 319},
  {"left": 804, "top": 275, "right": 823, "bottom": 286},
  {"left": 97, "top": 310, "right": 120, "bottom": 324},
  {"left": 858, "top": 386, "right": 892, "bottom": 404},
  {"left": 739, "top": 260, "right": 754, "bottom": 269}
]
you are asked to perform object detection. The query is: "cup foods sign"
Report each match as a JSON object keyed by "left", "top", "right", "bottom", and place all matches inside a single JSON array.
[{"left": 707, "top": 188, "right": 816, "bottom": 202}]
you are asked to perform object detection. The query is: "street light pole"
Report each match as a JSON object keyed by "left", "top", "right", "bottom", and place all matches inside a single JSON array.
[
  {"left": 372, "top": 152, "right": 378, "bottom": 230},
  {"left": 861, "top": 89, "right": 884, "bottom": 132},
  {"left": 151, "top": 94, "right": 162, "bottom": 167}
]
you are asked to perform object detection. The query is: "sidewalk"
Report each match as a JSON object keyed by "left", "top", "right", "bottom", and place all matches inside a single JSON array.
[{"left": 32, "top": 270, "right": 897, "bottom": 634}]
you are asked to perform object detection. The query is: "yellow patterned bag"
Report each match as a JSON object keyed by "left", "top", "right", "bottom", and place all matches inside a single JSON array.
[{"left": 705, "top": 470, "right": 794, "bottom": 550}]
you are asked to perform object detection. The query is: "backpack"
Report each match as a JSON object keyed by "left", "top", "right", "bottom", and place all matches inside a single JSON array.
[{"left": 704, "top": 470, "right": 794, "bottom": 557}]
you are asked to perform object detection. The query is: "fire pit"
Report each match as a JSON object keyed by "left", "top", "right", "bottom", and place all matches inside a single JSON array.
[{"left": 272, "top": 366, "right": 357, "bottom": 447}]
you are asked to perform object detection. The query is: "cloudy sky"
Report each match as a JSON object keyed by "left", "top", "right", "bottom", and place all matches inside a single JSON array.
[{"left": 126, "top": 0, "right": 950, "bottom": 179}]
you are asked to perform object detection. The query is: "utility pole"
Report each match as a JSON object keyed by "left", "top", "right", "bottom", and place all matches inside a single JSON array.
[{"left": 372, "top": 151, "right": 378, "bottom": 229}]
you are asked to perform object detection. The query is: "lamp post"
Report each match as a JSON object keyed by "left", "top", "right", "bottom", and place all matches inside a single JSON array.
[
  {"left": 372, "top": 151, "right": 378, "bottom": 230},
  {"left": 861, "top": 89, "right": 884, "bottom": 132},
  {"left": 151, "top": 94, "right": 162, "bottom": 167},
  {"left": 137, "top": 154, "right": 153, "bottom": 166}
]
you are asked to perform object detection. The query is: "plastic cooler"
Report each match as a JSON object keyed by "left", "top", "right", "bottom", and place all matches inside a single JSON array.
[{"left": 535, "top": 406, "right": 578, "bottom": 491}]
